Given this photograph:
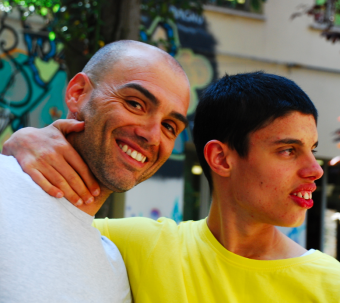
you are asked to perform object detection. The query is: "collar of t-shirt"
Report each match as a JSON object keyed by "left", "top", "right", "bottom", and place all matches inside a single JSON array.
[{"left": 58, "top": 197, "right": 94, "bottom": 225}]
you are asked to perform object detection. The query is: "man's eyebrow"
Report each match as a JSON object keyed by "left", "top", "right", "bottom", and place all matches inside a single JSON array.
[
  {"left": 120, "top": 83, "right": 159, "bottom": 106},
  {"left": 170, "top": 111, "right": 189, "bottom": 128},
  {"left": 272, "top": 138, "right": 318, "bottom": 148},
  {"left": 121, "top": 83, "right": 188, "bottom": 128}
]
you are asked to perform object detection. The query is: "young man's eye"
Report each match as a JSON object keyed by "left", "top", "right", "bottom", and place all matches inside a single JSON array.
[
  {"left": 279, "top": 148, "right": 294, "bottom": 156},
  {"left": 127, "top": 100, "right": 142, "bottom": 110},
  {"left": 312, "top": 149, "right": 317, "bottom": 155}
]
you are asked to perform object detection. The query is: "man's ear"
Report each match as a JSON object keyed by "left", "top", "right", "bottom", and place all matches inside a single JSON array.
[
  {"left": 204, "top": 140, "right": 232, "bottom": 177},
  {"left": 65, "top": 73, "right": 93, "bottom": 114}
]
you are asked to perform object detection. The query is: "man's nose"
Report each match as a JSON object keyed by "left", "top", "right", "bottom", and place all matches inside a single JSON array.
[
  {"left": 299, "top": 154, "right": 324, "bottom": 181},
  {"left": 135, "top": 119, "right": 161, "bottom": 146}
]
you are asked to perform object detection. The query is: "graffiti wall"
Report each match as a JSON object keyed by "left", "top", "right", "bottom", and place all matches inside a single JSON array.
[{"left": 0, "top": 12, "right": 68, "bottom": 151}]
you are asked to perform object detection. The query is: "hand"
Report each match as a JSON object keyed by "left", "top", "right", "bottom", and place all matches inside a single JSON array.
[{"left": 2, "top": 119, "right": 100, "bottom": 206}]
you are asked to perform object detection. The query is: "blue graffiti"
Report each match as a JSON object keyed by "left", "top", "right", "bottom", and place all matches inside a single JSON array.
[
  {"left": 287, "top": 225, "right": 306, "bottom": 245},
  {"left": 171, "top": 198, "right": 183, "bottom": 224},
  {"left": 0, "top": 12, "right": 67, "bottom": 135}
]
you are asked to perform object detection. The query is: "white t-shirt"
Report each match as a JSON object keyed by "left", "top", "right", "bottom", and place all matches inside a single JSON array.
[{"left": 0, "top": 155, "right": 131, "bottom": 303}]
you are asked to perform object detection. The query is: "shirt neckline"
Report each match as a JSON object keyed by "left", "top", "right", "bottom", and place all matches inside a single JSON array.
[
  {"left": 198, "top": 218, "right": 322, "bottom": 271},
  {"left": 59, "top": 198, "right": 94, "bottom": 225}
]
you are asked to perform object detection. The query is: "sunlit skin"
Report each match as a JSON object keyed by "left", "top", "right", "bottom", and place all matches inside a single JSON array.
[
  {"left": 206, "top": 112, "right": 324, "bottom": 260},
  {"left": 65, "top": 45, "right": 190, "bottom": 215}
]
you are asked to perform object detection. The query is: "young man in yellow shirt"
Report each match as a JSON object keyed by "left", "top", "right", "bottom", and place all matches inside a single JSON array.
[{"left": 5, "top": 72, "right": 340, "bottom": 302}]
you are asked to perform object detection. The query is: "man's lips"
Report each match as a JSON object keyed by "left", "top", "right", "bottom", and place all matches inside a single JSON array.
[
  {"left": 289, "top": 183, "right": 316, "bottom": 209},
  {"left": 116, "top": 140, "right": 148, "bottom": 165}
]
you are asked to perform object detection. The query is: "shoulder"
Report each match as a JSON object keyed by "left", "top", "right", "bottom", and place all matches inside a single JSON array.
[
  {"left": 0, "top": 154, "right": 19, "bottom": 172},
  {"left": 304, "top": 251, "right": 340, "bottom": 280},
  {"left": 0, "top": 154, "right": 51, "bottom": 197},
  {"left": 314, "top": 251, "right": 340, "bottom": 269},
  {"left": 93, "top": 217, "right": 180, "bottom": 241},
  {"left": 0, "top": 154, "right": 33, "bottom": 184},
  {"left": 93, "top": 217, "right": 187, "bottom": 255},
  {"left": 0, "top": 154, "right": 37, "bottom": 193}
]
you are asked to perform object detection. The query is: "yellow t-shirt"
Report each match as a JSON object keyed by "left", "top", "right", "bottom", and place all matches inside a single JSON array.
[{"left": 93, "top": 217, "right": 340, "bottom": 303}]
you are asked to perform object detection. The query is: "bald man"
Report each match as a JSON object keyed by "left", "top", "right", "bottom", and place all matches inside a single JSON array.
[{"left": 0, "top": 40, "right": 190, "bottom": 302}]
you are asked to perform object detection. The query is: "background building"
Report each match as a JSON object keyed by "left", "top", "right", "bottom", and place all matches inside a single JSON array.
[{"left": 1, "top": 0, "right": 339, "bottom": 258}]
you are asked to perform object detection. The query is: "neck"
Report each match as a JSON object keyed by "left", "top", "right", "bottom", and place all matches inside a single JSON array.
[
  {"left": 207, "top": 188, "right": 306, "bottom": 260},
  {"left": 66, "top": 130, "right": 113, "bottom": 216},
  {"left": 76, "top": 186, "right": 112, "bottom": 216}
]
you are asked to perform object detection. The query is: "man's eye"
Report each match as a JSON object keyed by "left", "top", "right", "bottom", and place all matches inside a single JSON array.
[
  {"left": 312, "top": 149, "right": 317, "bottom": 154},
  {"left": 127, "top": 100, "right": 142, "bottom": 110},
  {"left": 163, "top": 122, "right": 176, "bottom": 135}
]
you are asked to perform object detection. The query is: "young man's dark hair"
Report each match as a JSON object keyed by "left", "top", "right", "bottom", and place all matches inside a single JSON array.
[{"left": 193, "top": 71, "right": 318, "bottom": 189}]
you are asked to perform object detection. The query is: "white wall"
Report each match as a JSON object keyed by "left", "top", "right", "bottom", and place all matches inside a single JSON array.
[
  {"left": 205, "top": 0, "right": 340, "bottom": 70},
  {"left": 204, "top": 1, "right": 340, "bottom": 159},
  {"left": 124, "top": 177, "right": 184, "bottom": 222}
]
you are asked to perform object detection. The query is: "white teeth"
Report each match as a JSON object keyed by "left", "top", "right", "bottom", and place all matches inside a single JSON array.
[
  {"left": 293, "top": 191, "right": 312, "bottom": 200},
  {"left": 136, "top": 153, "right": 143, "bottom": 161},
  {"left": 118, "top": 143, "right": 146, "bottom": 163},
  {"left": 131, "top": 150, "right": 137, "bottom": 159}
]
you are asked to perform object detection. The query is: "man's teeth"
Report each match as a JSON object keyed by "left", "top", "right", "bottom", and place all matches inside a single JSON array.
[
  {"left": 119, "top": 144, "right": 146, "bottom": 163},
  {"left": 293, "top": 192, "right": 312, "bottom": 200}
]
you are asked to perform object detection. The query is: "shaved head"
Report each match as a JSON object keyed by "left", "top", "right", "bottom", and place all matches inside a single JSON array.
[
  {"left": 66, "top": 40, "right": 190, "bottom": 196},
  {"left": 82, "top": 40, "right": 185, "bottom": 85}
]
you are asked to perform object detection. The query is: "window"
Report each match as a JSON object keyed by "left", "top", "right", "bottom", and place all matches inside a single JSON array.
[
  {"left": 313, "top": 0, "right": 340, "bottom": 27},
  {"left": 207, "top": 0, "right": 265, "bottom": 14}
]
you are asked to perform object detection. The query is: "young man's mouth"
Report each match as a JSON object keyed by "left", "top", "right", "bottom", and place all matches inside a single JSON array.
[
  {"left": 290, "top": 184, "right": 316, "bottom": 209},
  {"left": 118, "top": 142, "right": 147, "bottom": 163},
  {"left": 292, "top": 191, "right": 312, "bottom": 200}
]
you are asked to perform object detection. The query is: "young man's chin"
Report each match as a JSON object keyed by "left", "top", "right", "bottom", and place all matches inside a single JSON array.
[{"left": 276, "top": 216, "right": 306, "bottom": 229}]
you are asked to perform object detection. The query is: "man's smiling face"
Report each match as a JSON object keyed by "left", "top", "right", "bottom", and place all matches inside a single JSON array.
[
  {"left": 72, "top": 47, "right": 190, "bottom": 192},
  {"left": 228, "top": 112, "right": 324, "bottom": 227}
]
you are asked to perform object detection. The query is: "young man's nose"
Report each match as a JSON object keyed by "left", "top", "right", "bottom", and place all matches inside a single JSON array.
[
  {"left": 299, "top": 154, "right": 324, "bottom": 181},
  {"left": 135, "top": 120, "right": 161, "bottom": 146}
]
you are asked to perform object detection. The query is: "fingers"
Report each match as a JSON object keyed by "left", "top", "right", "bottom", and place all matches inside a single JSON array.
[
  {"left": 64, "top": 149, "right": 100, "bottom": 197},
  {"left": 3, "top": 120, "right": 101, "bottom": 207},
  {"left": 24, "top": 157, "right": 89, "bottom": 206},
  {"left": 50, "top": 120, "right": 101, "bottom": 198},
  {"left": 52, "top": 158, "right": 97, "bottom": 206},
  {"left": 52, "top": 119, "right": 85, "bottom": 135},
  {"left": 26, "top": 168, "right": 65, "bottom": 200}
]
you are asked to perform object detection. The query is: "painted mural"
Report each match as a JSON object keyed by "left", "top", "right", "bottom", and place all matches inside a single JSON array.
[{"left": 0, "top": 12, "right": 68, "bottom": 151}]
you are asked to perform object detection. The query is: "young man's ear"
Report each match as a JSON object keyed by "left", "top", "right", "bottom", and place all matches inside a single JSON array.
[
  {"left": 65, "top": 73, "right": 93, "bottom": 115},
  {"left": 204, "top": 140, "right": 232, "bottom": 177}
]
